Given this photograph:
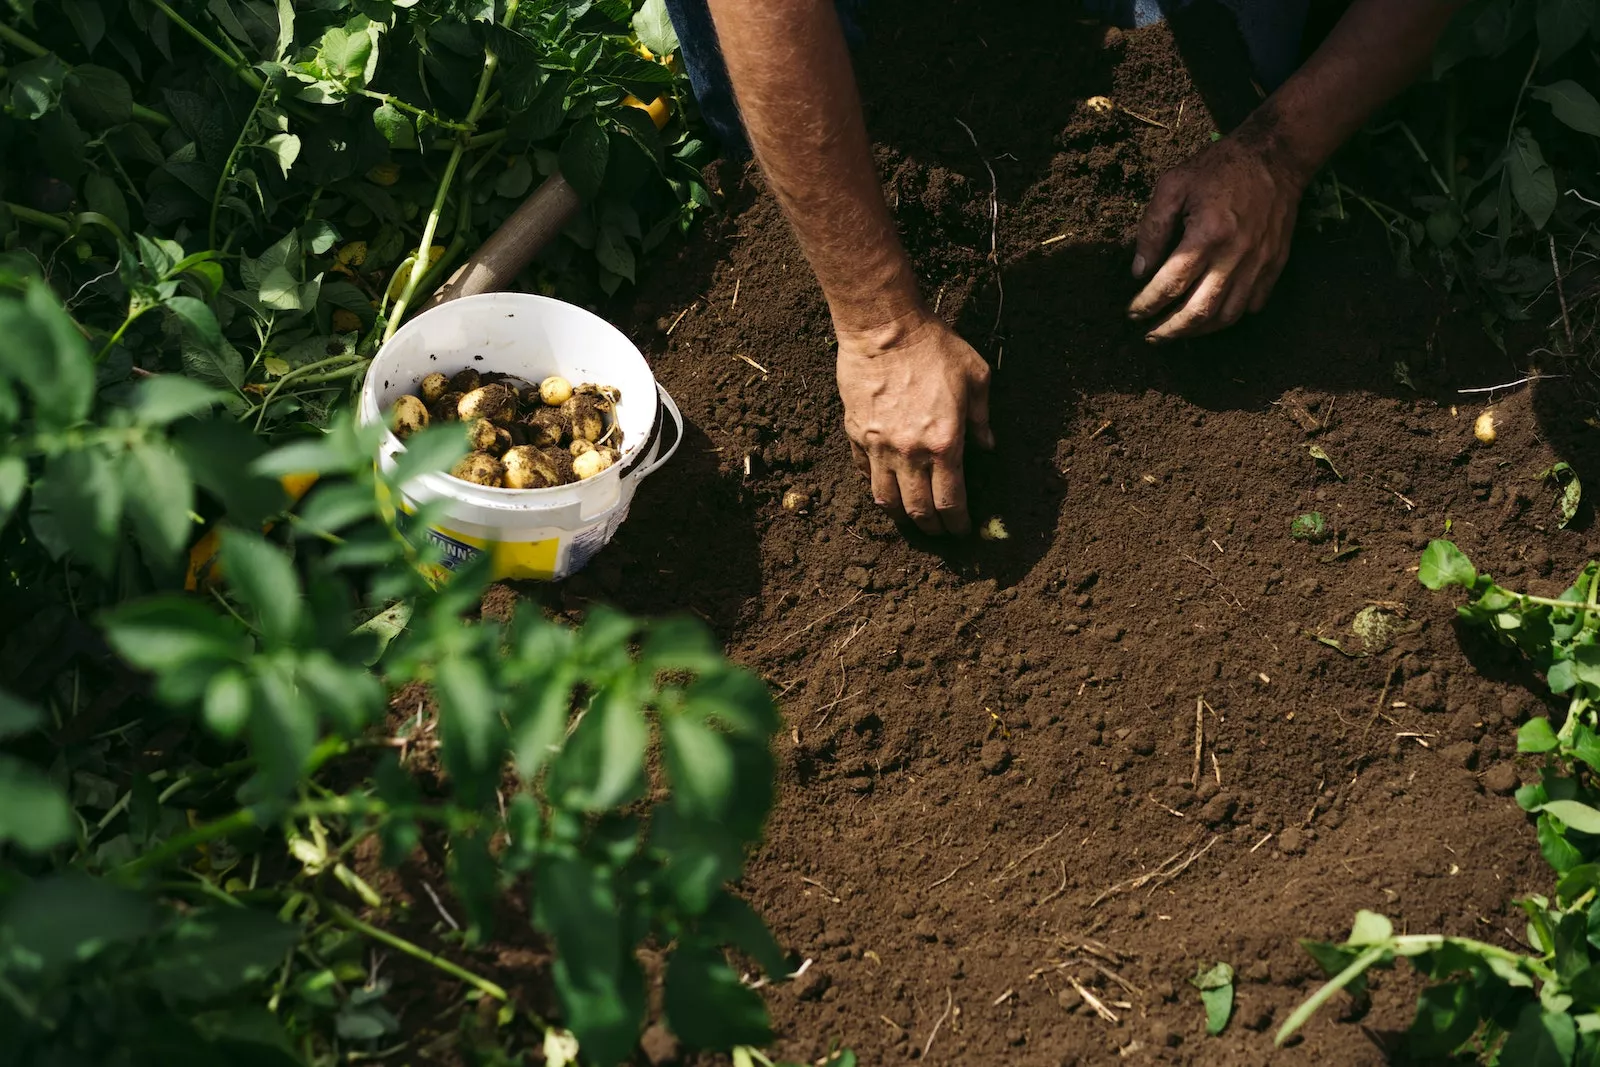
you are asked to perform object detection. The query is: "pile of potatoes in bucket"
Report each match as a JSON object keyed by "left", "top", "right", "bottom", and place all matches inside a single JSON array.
[{"left": 389, "top": 368, "right": 622, "bottom": 489}]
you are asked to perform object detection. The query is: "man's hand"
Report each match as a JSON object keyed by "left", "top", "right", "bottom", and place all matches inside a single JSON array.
[
  {"left": 837, "top": 313, "right": 993, "bottom": 536},
  {"left": 1128, "top": 132, "right": 1308, "bottom": 341}
]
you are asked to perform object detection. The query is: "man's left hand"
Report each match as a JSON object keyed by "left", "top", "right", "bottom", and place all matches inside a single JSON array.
[{"left": 1127, "top": 132, "right": 1308, "bottom": 341}]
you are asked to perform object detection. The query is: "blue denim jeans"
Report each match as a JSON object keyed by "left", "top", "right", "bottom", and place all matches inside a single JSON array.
[{"left": 661, "top": 0, "right": 1311, "bottom": 156}]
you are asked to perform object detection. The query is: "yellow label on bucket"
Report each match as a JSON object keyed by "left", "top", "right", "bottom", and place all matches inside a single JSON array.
[{"left": 381, "top": 469, "right": 565, "bottom": 582}]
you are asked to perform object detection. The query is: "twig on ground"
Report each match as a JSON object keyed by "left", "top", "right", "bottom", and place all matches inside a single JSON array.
[
  {"left": 1069, "top": 976, "right": 1119, "bottom": 1023},
  {"left": 1037, "top": 860, "right": 1070, "bottom": 905},
  {"left": 800, "top": 877, "right": 840, "bottom": 903},
  {"left": 1456, "top": 374, "right": 1567, "bottom": 394},
  {"left": 1191, "top": 696, "right": 1204, "bottom": 788},
  {"left": 731, "top": 277, "right": 740, "bottom": 308},
  {"left": 1249, "top": 832, "right": 1273, "bottom": 853},
  {"left": 666, "top": 303, "right": 694, "bottom": 335},
  {"left": 421, "top": 882, "right": 460, "bottom": 932},
  {"left": 1148, "top": 794, "right": 1186, "bottom": 818},
  {"left": 756, "top": 591, "right": 871, "bottom": 656},
  {"left": 922, "top": 988, "right": 954, "bottom": 1059},
  {"left": 954, "top": 117, "right": 1004, "bottom": 338},
  {"left": 1091, "top": 834, "right": 1220, "bottom": 907},
  {"left": 1119, "top": 106, "right": 1169, "bottom": 129},
  {"left": 993, "top": 988, "right": 1015, "bottom": 1006},
  {"left": 993, "top": 822, "right": 1070, "bottom": 882},
  {"left": 735, "top": 353, "right": 769, "bottom": 375},
  {"left": 1211, "top": 751, "right": 1222, "bottom": 787},
  {"left": 1550, "top": 234, "right": 1574, "bottom": 348},
  {"left": 928, "top": 857, "right": 979, "bottom": 890}
]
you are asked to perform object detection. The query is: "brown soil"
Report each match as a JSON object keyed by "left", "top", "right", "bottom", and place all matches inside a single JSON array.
[{"left": 378, "top": 5, "right": 1600, "bottom": 1065}]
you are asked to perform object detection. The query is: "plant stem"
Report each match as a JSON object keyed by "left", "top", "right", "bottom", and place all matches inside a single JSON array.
[
  {"left": 252, "top": 354, "right": 369, "bottom": 430},
  {"left": 325, "top": 902, "right": 509, "bottom": 1002},
  {"left": 96, "top": 305, "right": 152, "bottom": 364},
  {"left": 358, "top": 90, "right": 473, "bottom": 133},
  {"left": 383, "top": 0, "right": 519, "bottom": 342},
  {"left": 3, "top": 202, "right": 73, "bottom": 235},
  {"left": 1503, "top": 47, "right": 1540, "bottom": 154},
  {"left": 115, "top": 807, "right": 259, "bottom": 880},
  {"left": 146, "top": 0, "right": 266, "bottom": 93},
  {"left": 0, "top": 21, "right": 48, "bottom": 57},
  {"left": 211, "top": 82, "right": 271, "bottom": 251}
]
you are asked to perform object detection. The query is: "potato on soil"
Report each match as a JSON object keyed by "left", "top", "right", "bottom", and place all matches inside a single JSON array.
[
  {"left": 467, "top": 418, "right": 511, "bottom": 456},
  {"left": 390, "top": 394, "right": 429, "bottom": 439},
  {"left": 539, "top": 375, "right": 574, "bottom": 407},
  {"left": 1474, "top": 409, "right": 1497, "bottom": 444},
  {"left": 569, "top": 438, "right": 596, "bottom": 457},
  {"left": 573, "top": 446, "right": 618, "bottom": 481},
  {"left": 458, "top": 384, "right": 517, "bottom": 422},
  {"left": 428, "top": 391, "right": 464, "bottom": 423},
  {"left": 419, "top": 372, "right": 450, "bottom": 403},
  {"left": 448, "top": 367, "right": 482, "bottom": 393},
  {"left": 562, "top": 395, "right": 605, "bottom": 442},
  {"left": 576, "top": 382, "right": 621, "bottom": 407},
  {"left": 451, "top": 451, "right": 505, "bottom": 487},
  {"left": 502, "top": 445, "right": 565, "bottom": 489},
  {"left": 525, "top": 407, "right": 566, "bottom": 448}
]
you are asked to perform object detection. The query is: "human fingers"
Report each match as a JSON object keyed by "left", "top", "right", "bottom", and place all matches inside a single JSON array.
[
  {"left": 1143, "top": 269, "right": 1232, "bottom": 342},
  {"left": 930, "top": 454, "right": 971, "bottom": 536},
  {"left": 967, "top": 360, "right": 994, "bottom": 450},
  {"left": 1133, "top": 171, "right": 1186, "bottom": 279},
  {"left": 1128, "top": 234, "right": 1207, "bottom": 322},
  {"left": 850, "top": 439, "right": 870, "bottom": 476},
  {"left": 1249, "top": 247, "right": 1292, "bottom": 313},
  {"left": 896, "top": 459, "right": 944, "bottom": 536},
  {"left": 869, "top": 452, "right": 906, "bottom": 523}
]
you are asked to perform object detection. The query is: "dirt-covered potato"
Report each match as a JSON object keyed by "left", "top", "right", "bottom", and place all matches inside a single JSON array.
[
  {"left": 458, "top": 384, "right": 517, "bottom": 422},
  {"left": 419, "top": 372, "right": 450, "bottom": 403},
  {"left": 428, "top": 391, "right": 464, "bottom": 423},
  {"left": 525, "top": 407, "right": 565, "bottom": 448},
  {"left": 577, "top": 382, "right": 621, "bottom": 407},
  {"left": 451, "top": 451, "right": 505, "bottom": 487},
  {"left": 562, "top": 395, "right": 605, "bottom": 443},
  {"left": 467, "top": 418, "right": 511, "bottom": 456},
  {"left": 573, "top": 446, "right": 618, "bottom": 481},
  {"left": 540, "top": 375, "right": 573, "bottom": 407},
  {"left": 448, "top": 367, "right": 481, "bottom": 393},
  {"left": 390, "top": 394, "right": 429, "bottom": 439},
  {"left": 569, "top": 438, "right": 596, "bottom": 457},
  {"left": 502, "top": 445, "right": 564, "bottom": 489}
]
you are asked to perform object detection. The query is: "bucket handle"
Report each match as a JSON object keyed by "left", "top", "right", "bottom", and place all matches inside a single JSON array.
[{"left": 620, "top": 384, "right": 683, "bottom": 482}]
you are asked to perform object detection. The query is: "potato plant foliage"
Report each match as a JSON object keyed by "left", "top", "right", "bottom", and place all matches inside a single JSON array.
[
  {"left": 0, "top": 2, "right": 799, "bottom": 1064},
  {"left": 1281, "top": 541, "right": 1600, "bottom": 1064}
]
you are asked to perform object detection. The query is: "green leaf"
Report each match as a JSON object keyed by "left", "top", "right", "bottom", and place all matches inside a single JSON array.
[
  {"left": 596, "top": 225, "right": 636, "bottom": 283},
  {"left": 130, "top": 374, "right": 223, "bottom": 425},
  {"left": 372, "top": 102, "right": 417, "bottom": 150},
  {"left": 632, "top": 0, "right": 680, "bottom": 57},
  {"left": 7, "top": 54, "right": 68, "bottom": 120},
  {"left": 84, "top": 172, "right": 130, "bottom": 236},
  {"left": 534, "top": 855, "right": 643, "bottom": 1065},
  {"left": 389, "top": 423, "right": 470, "bottom": 487},
  {"left": 641, "top": 617, "right": 725, "bottom": 675},
  {"left": 220, "top": 529, "right": 304, "bottom": 645},
  {"left": 495, "top": 155, "right": 535, "bottom": 199},
  {"left": 204, "top": 670, "right": 252, "bottom": 738},
  {"left": 434, "top": 655, "right": 505, "bottom": 808},
  {"left": 664, "top": 943, "right": 773, "bottom": 1049},
  {"left": 1543, "top": 801, "right": 1600, "bottom": 835},
  {"left": 1573, "top": 723, "right": 1600, "bottom": 774},
  {"left": 664, "top": 715, "right": 736, "bottom": 821},
  {"left": 64, "top": 65, "right": 133, "bottom": 129},
  {"left": 264, "top": 133, "right": 301, "bottom": 178},
  {"left": 0, "top": 689, "right": 44, "bottom": 740},
  {"left": 1419, "top": 540, "right": 1477, "bottom": 590},
  {"left": 122, "top": 441, "right": 196, "bottom": 561},
  {"left": 1541, "top": 463, "right": 1582, "bottom": 529},
  {"left": 559, "top": 117, "right": 610, "bottom": 202},
  {"left": 1521, "top": 717, "right": 1562, "bottom": 753},
  {"left": 1500, "top": 1002, "right": 1577, "bottom": 1066},
  {"left": 149, "top": 909, "right": 299, "bottom": 1001},
  {"left": 1507, "top": 128, "right": 1557, "bottom": 230},
  {"left": 0, "top": 455, "right": 28, "bottom": 529},
  {"left": 1542, "top": 811, "right": 1586, "bottom": 874},
  {"left": 704, "top": 894, "right": 788, "bottom": 980},
  {"left": 0, "top": 279, "right": 95, "bottom": 430},
  {"left": 163, "top": 296, "right": 226, "bottom": 362},
  {"left": 63, "top": 0, "right": 106, "bottom": 53},
  {"left": 1405, "top": 981, "right": 1480, "bottom": 1058},
  {"left": 33, "top": 448, "right": 123, "bottom": 574},
  {"left": 1349, "top": 910, "right": 1395, "bottom": 945},
  {"left": 550, "top": 683, "right": 647, "bottom": 811},
  {"left": 1537, "top": 0, "right": 1594, "bottom": 61},
  {"left": 1190, "top": 961, "right": 1235, "bottom": 1036},
  {"left": 0, "top": 874, "right": 154, "bottom": 969},
  {"left": 102, "top": 597, "right": 250, "bottom": 680},
  {"left": 1533, "top": 80, "right": 1600, "bottom": 135},
  {"left": 0, "top": 755, "right": 73, "bottom": 851},
  {"left": 685, "top": 669, "right": 781, "bottom": 738}
]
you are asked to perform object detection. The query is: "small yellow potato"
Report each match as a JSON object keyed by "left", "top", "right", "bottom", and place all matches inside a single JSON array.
[
  {"left": 526, "top": 407, "right": 566, "bottom": 448},
  {"left": 562, "top": 395, "right": 605, "bottom": 443},
  {"left": 466, "top": 418, "right": 511, "bottom": 456},
  {"left": 458, "top": 384, "right": 517, "bottom": 422},
  {"left": 502, "top": 445, "right": 564, "bottom": 489},
  {"left": 1474, "top": 409, "right": 1497, "bottom": 445},
  {"left": 540, "top": 375, "right": 574, "bottom": 407},
  {"left": 573, "top": 447, "right": 617, "bottom": 481},
  {"left": 390, "top": 395, "right": 429, "bottom": 439},
  {"left": 451, "top": 451, "right": 505, "bottom": 487},
  {"left": 448, "top": 367, "right": 481, "bottom": 393},
  {"left": 419, "top": 373, "right": 450, "bottom": 403}
]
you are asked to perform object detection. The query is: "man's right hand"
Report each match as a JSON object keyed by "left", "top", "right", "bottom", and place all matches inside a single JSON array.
[{"left": 836, "top": 312, "right": 994, "bottom": 536}]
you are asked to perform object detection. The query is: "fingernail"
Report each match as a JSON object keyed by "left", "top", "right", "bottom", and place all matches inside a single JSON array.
[{"left": 1132, "top": 254, "right": 1146, "bottom": 277}]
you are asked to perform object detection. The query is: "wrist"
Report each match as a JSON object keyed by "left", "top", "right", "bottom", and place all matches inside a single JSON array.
[
  {"left": 833, "top": 303, "right": 942, "bottom": 357},
  {"left": 1232, "top": 102, "right": 1326, "bottom": 191}
]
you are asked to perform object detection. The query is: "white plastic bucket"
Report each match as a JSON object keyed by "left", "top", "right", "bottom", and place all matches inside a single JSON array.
[{"left": 358, "top": 293, "right": 682, "bottom": 581}]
